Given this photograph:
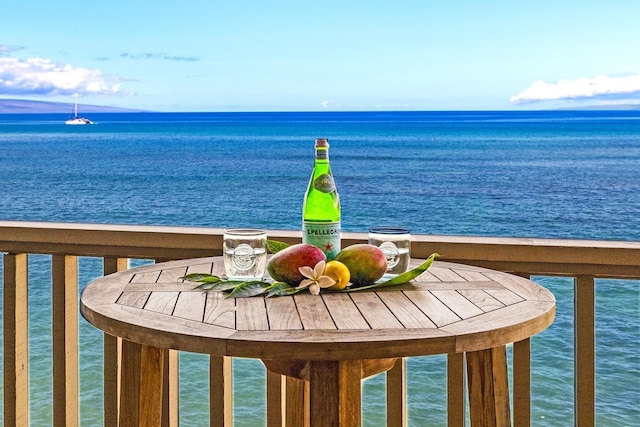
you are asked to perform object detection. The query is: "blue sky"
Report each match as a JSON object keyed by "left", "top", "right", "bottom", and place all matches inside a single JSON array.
[{"left": 1, "top": 1, "right": 639, "bottom": 111}]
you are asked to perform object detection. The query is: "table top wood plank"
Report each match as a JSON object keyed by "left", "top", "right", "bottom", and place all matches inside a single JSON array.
[
  {"left": 432, "top": 290, "right": 485, "bottom": 319},
  {"left": 236, "top": 297, "right": 269, "bottom": 331},
  {"left": 484, "top": 289, "right": 524, "bottom": 306},
  {"left": 401, "top": 290, "right": 461, "bottom": 327},
  {"left": 454, "top": 269, "right": 493, "bottom": 282},
  {"left": 117, "top": 291, "right": 150, "bottom": 309},
  {"left": 349, "top": 292, "right": 405, "bottom": 329},
  {"left": 459, "top": 290, "right": 505, "bottom": 313},
  {"left": 411, "top": 269, "right": 441, "bottom": 282},
  {"left": 410, "top": 281, "right": 504, "bottom": 291},
  {"left": 144, "top": 292, "right": 179, "bottom": 316},
  {"left": 427, "top": 266, "right": 466, "bottom": 282},
  {"left": 173, "top": 291, "right": 206, "bottom": 322},
  {"left": 266, "top": 297, "right": 304, "bottom": 331},
  {"left": 322, "top": 293, "right": 371, "bottom": 330},
  {"left": 295, "top": 294, "right": 338, "bottom": 330},
  {"left": 484, "top": 272, "right": 555, "bottom": 302},
  {"left": 125, "top": 281, "right": 198, "bottom": 292},
  {"left": 376, "top": 291, "right": 437, "bottom": 329},
  {"left": 130, "top": 270, "right": 161, "bottom": 283},
  {"left": 186, "top": 262, "right": 214, "bottom": 275},
  {"left": 203, "top": 293, "right": 236, "bottom": 329},
  {"left": 158, "top": 266, "right": 189, "bottom": 283}
]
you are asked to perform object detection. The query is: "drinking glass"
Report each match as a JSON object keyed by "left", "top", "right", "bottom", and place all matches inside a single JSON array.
[
  {"left": 223, "top": 228, "right": 267, "bottom": 280},
  {"left": 368, "top": 226, "right": 411, "bottom": 276}
]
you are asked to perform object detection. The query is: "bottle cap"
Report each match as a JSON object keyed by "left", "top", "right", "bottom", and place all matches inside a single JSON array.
[{"left": 315, "top": 138, "right": 329, "bottom": 147}]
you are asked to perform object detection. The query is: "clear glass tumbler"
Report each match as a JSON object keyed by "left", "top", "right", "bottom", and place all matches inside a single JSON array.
[
  {"left": 223, "top": 228, "right": 267, "bottom": 280},
  {"left": 368, "top": 226, "right": 411, "bottom": 276}
]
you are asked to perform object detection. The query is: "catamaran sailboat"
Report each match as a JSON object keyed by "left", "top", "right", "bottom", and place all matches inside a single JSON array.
[{"left": 65, "top": 94, "right": 94, "bottom": 125}]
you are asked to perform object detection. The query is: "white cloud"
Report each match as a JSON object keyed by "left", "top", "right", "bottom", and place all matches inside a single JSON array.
[
  {"left": 510, "top": 74, "right": 640, "bottom": 104},
  {"left": 120, "top": 52, "right": 199, "bottom": 62},
  {"left": 0, "top": 57, "right": 123, "bottom": 96}
]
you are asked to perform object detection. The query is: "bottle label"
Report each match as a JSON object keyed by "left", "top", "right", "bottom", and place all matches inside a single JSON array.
[
  {"left": 313, "top": 174, "right": 336, "bottom": 193},
  {"left": 303, "top": 221, "right": 341, "bottom": 260}
]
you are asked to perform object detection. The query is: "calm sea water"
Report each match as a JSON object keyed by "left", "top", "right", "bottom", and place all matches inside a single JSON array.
[{"left": 0, "top": 110, "right": 638, "bottom": 425}]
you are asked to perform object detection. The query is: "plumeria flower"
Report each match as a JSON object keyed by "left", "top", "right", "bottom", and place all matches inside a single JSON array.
[{"left": 296, "top": 260, "right": 336, "bottom": 295}]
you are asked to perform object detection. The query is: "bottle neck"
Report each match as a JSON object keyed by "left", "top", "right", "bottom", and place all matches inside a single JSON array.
[{"left": 315, "top": 147, "right": 329, "bottom": 161}]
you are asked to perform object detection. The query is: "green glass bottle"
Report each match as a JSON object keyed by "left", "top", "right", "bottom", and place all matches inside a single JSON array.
[{"left": 302, "top": 138, "right": 341, "bottom": 260}]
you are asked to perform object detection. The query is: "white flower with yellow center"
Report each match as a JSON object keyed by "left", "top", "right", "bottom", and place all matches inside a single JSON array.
[{"left": 296, "top": 260, "right": 336, "bottom": 295}]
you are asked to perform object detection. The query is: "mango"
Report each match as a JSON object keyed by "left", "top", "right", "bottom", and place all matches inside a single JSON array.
[
  {"left": 267, "top": 243, "right": 327, "bottom": 285},
  {"left": 334, "top": 244, "right": 387, "bottom": 286}
]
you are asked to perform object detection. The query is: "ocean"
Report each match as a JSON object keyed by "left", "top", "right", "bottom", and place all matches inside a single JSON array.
[{"left": 0, "top": 110, "right": 638, "bottom": 425}]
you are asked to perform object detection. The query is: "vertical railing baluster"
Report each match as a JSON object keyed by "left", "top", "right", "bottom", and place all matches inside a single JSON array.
[
  {"left": 210, "top": 356, "right": 234, "bottom": 426},
  {"left": 512, "top": 272, "right": 532, "bottom": 427},
  {"left": 447, "top": 352, "right": 466, "bottom": 426},
  {"left": 513, "top": 338, "right": 531, "bottom": 426},
  {"left": 387, "top": 357, "right": 407, "bottom": 427},
  {"left": 103, "top": 257, "right": 128, "bottom": 426},
  {"left": 163, "top": 349, "right": 180, "bottom": 427},
  {"left": 575, "top": 276, "right": 595, "bottom": 426},
  {"left": 3, "top": 253, "right": 29, "bottom": 426},
  {"left": 152, "top": 258, "right": 181, "bottom": 427},
  {"left": 52, "top": 254, "right": 79, "bottom": 426}
]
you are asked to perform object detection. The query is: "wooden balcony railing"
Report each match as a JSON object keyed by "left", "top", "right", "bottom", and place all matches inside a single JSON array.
[{"left": 1, "top": 220, "right": 639, "bottom": 426}]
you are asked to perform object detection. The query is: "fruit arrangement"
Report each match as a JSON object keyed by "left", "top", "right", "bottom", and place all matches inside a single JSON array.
[{"left": 182, "top": 241, "right": 438, "bottom": 298}]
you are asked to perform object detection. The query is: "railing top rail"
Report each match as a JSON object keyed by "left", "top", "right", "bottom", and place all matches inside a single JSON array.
[{"left": 1, "top": 220, "right": 639, "bottom": 278}]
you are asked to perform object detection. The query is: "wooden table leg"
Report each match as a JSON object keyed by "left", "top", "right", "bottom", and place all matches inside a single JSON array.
[
  {"left": 466, "top": 346, "right": 511, "bottom": 427},
  {"left": 308, "top": 360, "right": 362, "bottom": 427},
  {"left": 262, "top": 358, "right": 396, "bottom": 427},
  {"left": 285, "top": 376, "right": 310, "bottom": 427},
  {"left": 119, "top": 340, "right": 164, "bottom": 427}
]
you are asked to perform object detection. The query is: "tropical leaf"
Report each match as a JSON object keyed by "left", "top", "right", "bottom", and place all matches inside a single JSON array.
[
  {"left": 266, "top": 239, "right": 291, "bottom": 254},
  {"left": 264, "top": 282, "right": 301, "bottom": 297},
  {"left": 195, "top": 280, "right": 246, "bottom": 292},
  {"left": 345, "top": 253, "right": 440, "bottom": 292},
  {"left": 181, "top": 273, "right": 221, "bottom": 283},
  {"left": 226, "top": 281, "right": 270, "bottom": 298}
]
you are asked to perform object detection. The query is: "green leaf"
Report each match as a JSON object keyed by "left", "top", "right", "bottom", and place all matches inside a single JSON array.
[
  {"left": 345, "top": 253, "right": 440, "bottom": 292},
  {"left": 181, "top": 273, "right": 221, "bottom": 283},
  {"left": 378, "top": 253, "right": 440, "bottom": 286},
  {"left": 226, "top": 281, "right": 270, "bottom": 298},
  {"left": 194, "top": 280, "right": 245, "bottom": 292},
  {"left": 266, "top": 240, "right": 290, "bottom": 254},
  {"left": 264, "top": 282, "right": 302, "bottom": 297}
]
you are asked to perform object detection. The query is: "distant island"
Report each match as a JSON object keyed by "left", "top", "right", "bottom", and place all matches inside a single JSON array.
[{"left": 0, "top": 98, "right": 148, "bottom": 114}]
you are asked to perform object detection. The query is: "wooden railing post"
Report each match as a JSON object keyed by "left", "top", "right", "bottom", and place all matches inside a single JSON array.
[
  {"left": 3, "top": 253, "right": 29, "bottom": 426},
  {"left": 512, "top": 272, "right": 532, "bottom": 427},
  {"left": 162, "top": 350, "right": 180, "bottom": 427},
  {"left": 211, "top": 356, "right": 234, "bottom": 427},
  {"left": 513, "top": 338, "right": 531, "bottom": 427},
  {"left": 575, "top": 276, "right": 595, "bottom": 427},
  {"left": 387, "top": 357, "right": 407, "bottom": 427},
  {"left": 52, "top": 254, "right": 80, "bottom": 426},
  {"left": 103, "top": 257, "right": 128, "bottom": 426},
  {"left": 447, "top": 353, "right": 466, "bottom": 427}
]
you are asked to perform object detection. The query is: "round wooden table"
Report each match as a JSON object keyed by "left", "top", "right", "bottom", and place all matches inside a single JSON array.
[{"left": 80, "top": 257, "right": 555, "bottom": 426}]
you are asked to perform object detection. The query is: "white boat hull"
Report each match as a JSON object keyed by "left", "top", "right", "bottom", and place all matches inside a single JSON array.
[{"left": 65, "top": 117, "right": 94, "bottom": 125}]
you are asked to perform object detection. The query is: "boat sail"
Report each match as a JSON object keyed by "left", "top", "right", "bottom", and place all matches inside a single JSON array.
[{"left": 65, "top": 94, "right": 94, "bottom": 125}]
